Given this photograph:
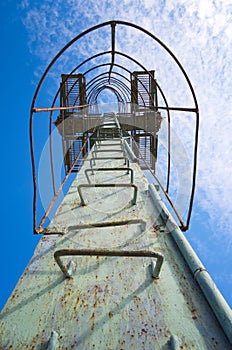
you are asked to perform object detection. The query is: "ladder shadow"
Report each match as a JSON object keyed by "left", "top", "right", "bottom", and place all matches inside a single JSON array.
[{"left": 0, "top": 276, "right": 64, "bottom": 319}]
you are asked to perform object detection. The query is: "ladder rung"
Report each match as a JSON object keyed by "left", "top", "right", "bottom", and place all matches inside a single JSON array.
[{"left": 77, "top": 183, "right": 138, "bottom": 206}]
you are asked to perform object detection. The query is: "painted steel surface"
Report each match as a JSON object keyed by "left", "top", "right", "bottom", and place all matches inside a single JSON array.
[{"left": 1, "top": 143, "right": 231, "bottom": 349}]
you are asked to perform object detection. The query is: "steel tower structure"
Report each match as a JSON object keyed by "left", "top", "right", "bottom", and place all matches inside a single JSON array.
[{"left": 1, "top": 21, "right": 232, "bottom": 349}]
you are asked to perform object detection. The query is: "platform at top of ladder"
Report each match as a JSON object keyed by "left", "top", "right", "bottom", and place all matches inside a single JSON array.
[{"left": 98, "top": 113, "right": 121, "bottom": 130}]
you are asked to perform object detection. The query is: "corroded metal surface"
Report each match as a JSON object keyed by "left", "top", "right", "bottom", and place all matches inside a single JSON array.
[{"left": 1, "top": 141, "right": 231, "bottom": 349}]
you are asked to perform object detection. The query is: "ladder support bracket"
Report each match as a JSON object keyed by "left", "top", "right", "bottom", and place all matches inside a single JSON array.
[{"left": 47, "top": 330, "right": 59, "bottom": 350}]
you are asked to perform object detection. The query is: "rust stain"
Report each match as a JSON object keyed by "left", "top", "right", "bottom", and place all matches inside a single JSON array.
[
  {"left": 153, "top": 224, "right": 162, "bottom": 232},
  {"left": 91, "top": 312, "right": 95, "bottom": 330},
  {"left": 133, "top": 296, "right": 141, "bottom": 304}
]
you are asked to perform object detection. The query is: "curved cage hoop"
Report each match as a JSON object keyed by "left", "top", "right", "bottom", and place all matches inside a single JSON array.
[{"left": 30, "top": 20, "right": 199, "bottom": 233}]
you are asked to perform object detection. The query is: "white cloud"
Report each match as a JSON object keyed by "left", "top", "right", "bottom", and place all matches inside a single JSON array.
[{"left": 20, "top": 0, "right": 232, "bottom": 237}]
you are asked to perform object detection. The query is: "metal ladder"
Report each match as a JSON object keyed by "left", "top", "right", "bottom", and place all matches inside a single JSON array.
[{"left": 54, "top": 113, "right": 164, "bottom": 280}]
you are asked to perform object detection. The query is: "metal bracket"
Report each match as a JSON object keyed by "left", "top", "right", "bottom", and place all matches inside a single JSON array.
[
  {"left": 84, "top": 167, "right": 134, "bottom": 183},
  {"left": 47, "top": 330, "right": 59, "bottom": 350},
  {"left": 77, "top": 183, "right": 138, "bottom": 206},
  {"left": 170, "top": 334, "right": 180, "bottom": 350},
  {"left": 54, "top": 248, "right": 164, "bottom": 279}
]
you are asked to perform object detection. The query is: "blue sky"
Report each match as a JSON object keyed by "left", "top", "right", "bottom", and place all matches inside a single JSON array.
[{"left": 0, "top": 0, "right": 231, "bottom": 311}]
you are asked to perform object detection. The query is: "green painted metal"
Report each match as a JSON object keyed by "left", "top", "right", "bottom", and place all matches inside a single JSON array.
[
  {"left": 1, "top": 135, "right": 232, "bottom": 349},
  {"left": 149, "top": 184, "right": 232, "bottom": 344}
]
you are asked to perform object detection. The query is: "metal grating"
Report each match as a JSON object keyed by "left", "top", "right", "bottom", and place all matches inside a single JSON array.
[
  {"left": 133, "top": 132, "right": 156, "bottom": 170},
  {"left": 61, "top": 74, "right": 86, "bottom": 112},
  {"left": 65, "top": 138, "right": 84, "bottom": 172},
  {"left": 131, "top": 71, "right": 157, "bottom": 109}
]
